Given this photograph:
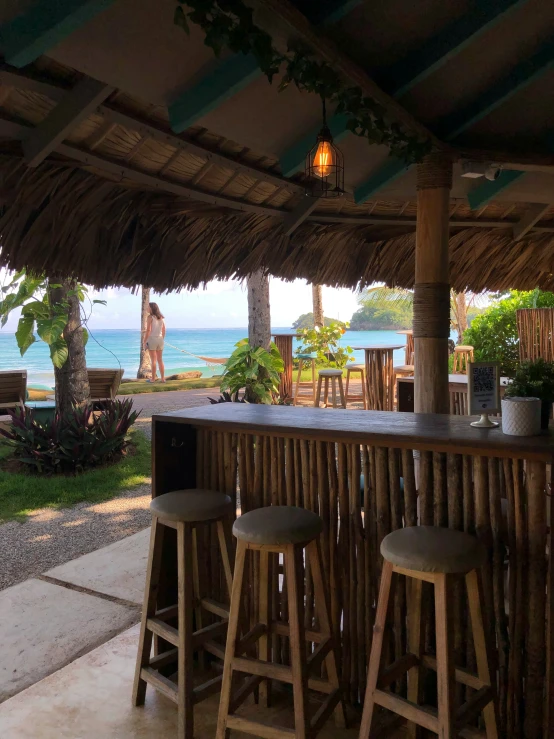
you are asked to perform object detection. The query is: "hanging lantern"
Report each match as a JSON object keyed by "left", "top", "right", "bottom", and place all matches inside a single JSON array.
[{"left": 305, "top": 98, "right": 344, "bottom": 198}]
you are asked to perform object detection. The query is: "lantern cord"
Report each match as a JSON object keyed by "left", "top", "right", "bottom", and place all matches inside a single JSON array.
[{"left": 321, "top": 96, "right": 327, "bottom": 127}]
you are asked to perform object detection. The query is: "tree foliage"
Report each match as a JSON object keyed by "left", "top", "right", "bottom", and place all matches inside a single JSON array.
[
  {"left": 221, "top": 339, "right": 284, "bottom": 403},
  {"left": 174, "top": 1, "right": 432, "bottom": 163},
  {"left": 464, "top": 289, "right": 554, "bottom": 376},
  {"left": 0, "top": 270, "right": 105, "bottom": 369},
  {"left": 292, "top": 312, "right": 344, "bottom": 330},
  {"left": 296, "top": 322, "right": 353, "bottom": 368}
]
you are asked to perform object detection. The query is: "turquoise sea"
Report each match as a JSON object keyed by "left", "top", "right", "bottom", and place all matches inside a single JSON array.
[{"left": 0, "top": 328, "right": 411, "bottom": 386}]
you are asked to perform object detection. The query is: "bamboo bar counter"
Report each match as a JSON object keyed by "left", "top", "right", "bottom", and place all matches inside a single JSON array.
[{"left": 152, "top": 404, "right": 554, "bottom": 739}]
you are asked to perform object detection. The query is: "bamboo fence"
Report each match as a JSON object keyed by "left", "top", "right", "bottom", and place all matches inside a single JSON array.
[
  {"left": 190, "top": 426, "right": 552, "bottom": 738},
  {"left": 517, "top": 308, "right": 554, "bottom": 362}
]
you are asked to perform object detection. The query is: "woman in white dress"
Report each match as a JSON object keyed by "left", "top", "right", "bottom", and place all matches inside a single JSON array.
[{"left": 144, "top": 302, "right": 166, "bottom": 383}]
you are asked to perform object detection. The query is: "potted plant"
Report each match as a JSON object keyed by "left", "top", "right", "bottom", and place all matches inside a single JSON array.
[{"left": 504, "top": 358, "right": 554, "bottom": 429}]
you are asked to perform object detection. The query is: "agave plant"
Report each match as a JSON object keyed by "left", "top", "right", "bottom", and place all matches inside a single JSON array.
[{"left": 0, "top": 398, "right": 140, "bottom": 474}]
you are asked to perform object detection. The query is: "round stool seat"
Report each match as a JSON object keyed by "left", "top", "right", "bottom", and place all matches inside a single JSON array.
[
  {"left": 318, "top": 369, "right": 342, "bottom": 377},
  {"left": 347, "top": 364, "right": 365, "bottom": 371},
  {"left": 381, "top": 526, "right": 485, "bottom": 574},
  {"left": 394, "top": 364, "right": 414, "bottom": 373},
  {"left": 455, "top": 345, "right": 474, "bottom": 352},
  {"left": 233, "top": 506, "right": 322, "bottom": 546},
  {"left": 150, "top": 490, "right": 233, "bottom": 523}
]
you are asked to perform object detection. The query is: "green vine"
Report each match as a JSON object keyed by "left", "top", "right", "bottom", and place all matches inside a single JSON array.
[{"left": 174, "top": 0, "right": 432, "bottom": 163}]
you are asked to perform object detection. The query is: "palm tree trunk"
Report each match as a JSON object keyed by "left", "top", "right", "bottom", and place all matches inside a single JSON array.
[
  {"left": 48, "top": 278, "right": 90, "bottom": 413},
  {"left": 312, "top": 284, "right": 324, "bottom": 328},
  {"left": 455, "top": 291, "right": 468, "bottom": 342},
  {"left": 137, "top": 286, "right": 151, "bottom": 378},
  {"left": 247, "top": 270, "right": 271, "bottom": 350}
]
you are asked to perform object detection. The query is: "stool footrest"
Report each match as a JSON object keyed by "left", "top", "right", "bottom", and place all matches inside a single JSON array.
[
  {"left": 193, "top": 674, "right": 223, "bottom": 704},
  {"left": 147, "top": 617, "right": 179, "bottom": 647},
  {"left": 204, "top": 640, "right": 226, "bottom": 660},
  {"left": 236, "top": 623, "right": 267, "bottom": 656},
  {"left": 148, "top": 647, "right": 178, "bottom": 671},
  {"left": 271, "top": 619, "right": 324, "bottom": 643},
  {"left": 309, "top": 688, "right": 341, "bottom": 735},
  {"left": 201, "top": 597, "right": 230, "bottom": 619},
  {"left": 420, "top": 654, "right": 484, "bottom": 690},
  {"left": 229, "top": 675, "right": 264, "bottom": 714},
  {"left": 306, "top": 637, "right": 333, "bottom": 675},
  {"left": 232, "top": 655, "right": 334, "bottom": 695},
  {"left": 378, "top": 652, "right": 419, "bottom": 689},
  {"left": 226, "top": 714, "right": 295, "bottom": 739},
  {"left": 456, "top": 686, "right": 494, "bottom": 729},
  {"left": 192, "top": 621, "right": 228, "bottom": 649},
  {"left": 373, "top": 689, "right": 439, "bottom": 734},
  {"left": 140, "top": 667, "right": 178, "bottom": 703}
]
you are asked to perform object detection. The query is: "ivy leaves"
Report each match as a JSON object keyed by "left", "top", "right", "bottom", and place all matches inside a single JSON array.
[{"left": 174, "top": 1, "right": 432, "bottom": 163}]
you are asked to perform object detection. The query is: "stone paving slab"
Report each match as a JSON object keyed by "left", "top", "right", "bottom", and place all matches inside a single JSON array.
[
  {"left": 45, "top": 528, "right": 150, "bottom": 605},
  {"left": 0, "top": 578, "right": 138, "bottom": 702}
]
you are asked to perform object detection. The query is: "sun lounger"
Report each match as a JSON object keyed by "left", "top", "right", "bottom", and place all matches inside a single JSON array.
[
  {"left": 0, "top": 370, "right": 27, "bottom": 414},
  {"left": 87, "top": 368, "right": 124, "bottom": 408}
]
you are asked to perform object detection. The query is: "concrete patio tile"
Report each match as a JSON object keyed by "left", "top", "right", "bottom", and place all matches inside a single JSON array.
[
  {"left": 0, "top": 579, "right": 138, "bottom": 702},
  {"left": 0, "top": 625, "right": 366, "bottom": 739},
  {"left": 45, "top": 528, "right": 150, "bottom": 605}
]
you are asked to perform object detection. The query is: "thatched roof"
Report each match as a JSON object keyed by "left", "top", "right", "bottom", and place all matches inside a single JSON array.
[
  {"left": 0, "top": 0, "right": 553, "bottom": 291},
  {"left": 1, "top": 156, "right": 553, "bottom": 293}
]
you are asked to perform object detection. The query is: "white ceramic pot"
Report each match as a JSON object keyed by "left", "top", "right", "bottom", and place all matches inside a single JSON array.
[{"left": 501, "top": 397, "right": 541, "bottom": 436}]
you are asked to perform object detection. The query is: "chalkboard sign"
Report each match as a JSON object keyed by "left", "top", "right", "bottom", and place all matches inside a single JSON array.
[{"left": 468, "top": 361, "right": 500, "bottom": 416}]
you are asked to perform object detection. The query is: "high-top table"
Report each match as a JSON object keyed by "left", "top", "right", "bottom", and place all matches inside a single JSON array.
[
  {"left": 396, "top": 329, "right": 414, "bottom": 364},
  {"left": 352, "top": 344, "right": 404, "bottom": 410},
  {"left": 272, "top": 332, "right": 300, "bottom": 400}
]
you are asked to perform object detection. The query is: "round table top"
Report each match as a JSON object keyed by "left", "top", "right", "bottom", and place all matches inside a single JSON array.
[
  {"left": 396, "top": 330, "right": 413, "bottom": 335},
  {"left": 25, "top": 401, "right": 56, "bottom": 409},
  {"left": 272, "top": 333, "right": 300, "bottom": 338},
  {"left": 352, "top": 345, "right": 405, "bottom": 351}
]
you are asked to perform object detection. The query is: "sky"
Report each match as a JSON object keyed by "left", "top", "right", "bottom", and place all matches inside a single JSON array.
[{"left": 0, "top": 276, "right": 362, "bottom": 332}]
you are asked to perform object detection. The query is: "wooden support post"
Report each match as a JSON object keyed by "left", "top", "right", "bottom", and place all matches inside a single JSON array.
[{"left": 414, "top": 154, "right": 452, "bottom": 414}]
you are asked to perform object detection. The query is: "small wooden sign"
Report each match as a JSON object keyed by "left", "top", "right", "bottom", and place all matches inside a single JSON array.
[{"left": 468, "top": 361, "right": 500, "bottom": 427}]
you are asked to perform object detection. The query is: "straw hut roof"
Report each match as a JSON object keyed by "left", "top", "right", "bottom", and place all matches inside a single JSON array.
[{"left": 0, "top": 0, "right": 552, "bottom": 291}]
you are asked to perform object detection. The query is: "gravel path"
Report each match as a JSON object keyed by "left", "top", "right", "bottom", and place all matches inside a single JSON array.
[{"left": 0, "top": 388, "right": 212, "bottom": 591}]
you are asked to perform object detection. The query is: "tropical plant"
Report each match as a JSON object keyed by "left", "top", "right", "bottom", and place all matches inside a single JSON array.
[
  {"left": 292, "top": 312, "right": 345, "bottom": 330},
  {"left": 504, "top": 359, "right": 554, "bottom": 403},
  {"left": 208, "top": 391, "right": 248, "bottom": 404},
  {"left": 464, "top": 289, "right": 554, "bottom": 376},
  {"left": 0, "top": 398, "right": 139, "bottom": 475},
  {"left": 296, "top": 322, "right": 353, "bottom": 368},
  {"left": 0, "top": 269, "right": 107, "bottom": 411},
  {"left": 220, "top": 340, "right": 284, "bottom": 403}
]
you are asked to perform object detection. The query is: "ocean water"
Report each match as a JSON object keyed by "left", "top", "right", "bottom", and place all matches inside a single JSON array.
[{"left": 0, "top": 327, "right": 411, "bottom": 386}]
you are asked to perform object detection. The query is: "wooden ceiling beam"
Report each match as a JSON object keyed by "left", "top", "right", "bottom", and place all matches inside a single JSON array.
[
  {"left": 307, "top": 213, "right": 554, "bottom": 232},
  {"left": 280, "top": 0, "right": 528, "bottom": 177},
  {"left": 467, "top": 171, "right": 526, "bottom": 210},
  {"left": 23, "top": 77, "right": 114, "bottom": 167},
  {"left": 355, "top": 37, "right": 554, "bottom": 204},
  {"left": 282, "top": 196, "right": 321, "bottom": 235},
  {"left": 0, "top": 64, "right": 303, "bottom": 195},
  {"left": 257, "top": 0, "right": 441, "bottom": 149},
  {"left": 513, "top": 203, "right": 551, "bottom": 241},
  {"left": 0, "top": 0, "right": 117, "bottom": 68},
  {"left": 168, "top": 0, "right": 362, "bottom": 133}
]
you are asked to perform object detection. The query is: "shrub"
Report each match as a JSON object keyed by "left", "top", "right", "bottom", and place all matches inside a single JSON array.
[
  {"left": 463, "top": 290, "right": 554, "bottom": 376},
  {"left": 296, "top": 322, "right": 353, "bottom": 368},
  {"left": 220, "top": 340, "right": 284, "bottom": 403},
  {"left": 504, "top": 358, "right": 554, "bottom": 403},
  {"left": 0, "top": 398, "right": 139, "bottom": 474}
]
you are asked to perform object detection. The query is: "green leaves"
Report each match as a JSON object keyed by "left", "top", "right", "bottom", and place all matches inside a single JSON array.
[
  {"left": 296, "top": 321, "right": 353, "bottom": 368},
  {"left": 15, "top": 315, "right": 36, "bottom": 356},
  {"left": 49, "top": 339, "right": 69, "bottom": 368},
  {"left": 221, "top": 339, "right": 283, "bottom": 403},
  {"left": 36, "top": 316, "right": 66, "bottom": 344}
]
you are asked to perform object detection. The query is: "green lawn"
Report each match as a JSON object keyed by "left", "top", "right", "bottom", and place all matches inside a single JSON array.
[
  {"left": 0, "top": 429, "right": 151, "bottom": 522},
  {"left": 119, "top": 376, "right": 222, "bottom": 394}
]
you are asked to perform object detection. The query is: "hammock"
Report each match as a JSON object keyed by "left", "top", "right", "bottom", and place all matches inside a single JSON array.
[{"left": 165, "top": 342, "right": 228, "bottom": 369}]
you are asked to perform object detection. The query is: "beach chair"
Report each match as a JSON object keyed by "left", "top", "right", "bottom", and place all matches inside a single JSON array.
[
  {"left": 87, "top": 368, "right": 124, "bottom": 409},
  {"left": 0, "top": 370, "right": 27, "bottom": 414}
]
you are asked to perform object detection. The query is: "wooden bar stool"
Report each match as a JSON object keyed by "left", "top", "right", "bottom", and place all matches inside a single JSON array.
[
  {"left": 216, "top": 506, "right": 346, "bottom": 739},
  {"left": 133, "top": 489, "right": 234, "bottom": 739},
  {"left": 345, "top": 363, "right": 367, "bottom": 409},
  {"left": 314, "top": 368, "right": 346, "bottom": 408},
  {"left": 294, "top": 352, "right": 317, "bottom": 405},
  {"left": 360, "top": 526, "right": 498, "bottom": 739},
  {"left": 452, "top": 345, "right": 474, "bottom": 373}
]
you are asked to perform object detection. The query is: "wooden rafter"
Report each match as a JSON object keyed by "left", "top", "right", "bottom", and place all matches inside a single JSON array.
[
  {"left": 513, "top": 203, "right": 551, "bottom": 241},
  {"left": 23, "top": 77, "right": 114, "bottom": 167}
]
